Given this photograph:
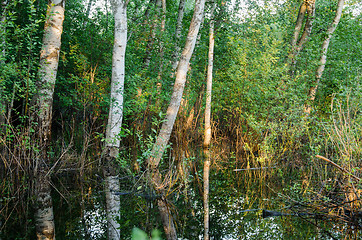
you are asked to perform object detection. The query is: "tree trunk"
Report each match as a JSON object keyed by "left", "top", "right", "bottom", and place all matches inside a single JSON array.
[
  {"left": 288, "top": 0, "right": 315, "bottom": 68},
  {"left": 147, "top": 0, "right": 206, "bottom": 239},
  {"left": 295, "top": 0, "right": 315, "bottom": 54},
  {"left": 0, "top": 0, "right": 7, "bottom": 127},
  {"left": 142, "top": 0, "right": 157, "bottom": 70},
  {"left": 103, "top": 1, "right": 128, "bottom": 239},
  {"left": 203, "top": 2, "right": 215, "bottom": 240},
  {"left": 305, "top": 0, "right": 344, "bottom": 114},
  {"left": 171, "top": 0, "right": 186, "bottom": 70},
  {"left": 155, "top": 0, "right": 166, "bottom": 108},
  {"left": 157, "top": 0, "right": 166, "bottom": 79},
  {"left": 33, "top": 1, "right": 65, "bottom": 239}
]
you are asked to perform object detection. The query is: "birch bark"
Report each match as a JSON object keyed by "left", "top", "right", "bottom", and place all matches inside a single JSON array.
[
  {"left": 34, "top": 1, "right": 65, "bottom": 239},
  {"left": 103, "top": 1, "right": 128, "bottom": 239},
  {"left": 203, "top": 3, "right": 216, "bottom": 239},
  {"left": 305, "top": 0, "right": 344, "bottom": 114},
  {"left": 288, "top": 0, "right": 315, "bottom": 67},
  {"left": 147, "top": 0, "right": 206, "bottom": 239}
]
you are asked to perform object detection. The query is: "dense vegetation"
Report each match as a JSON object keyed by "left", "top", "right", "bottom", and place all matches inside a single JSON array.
[{"left": 0, "top": 0, "right": 361, "bottom": 239}]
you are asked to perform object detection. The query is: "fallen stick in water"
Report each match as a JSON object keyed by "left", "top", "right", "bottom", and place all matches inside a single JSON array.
[{"left": 233, "top": 166, "right": 276, "bottom": 172}]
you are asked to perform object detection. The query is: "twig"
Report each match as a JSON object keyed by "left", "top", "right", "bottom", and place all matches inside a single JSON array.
[
  {"left": 315, "top": 155, "right": 360, "bottom": 181},
  {"left": 233, "top": 166, "right": 276, "bottom": 172}
]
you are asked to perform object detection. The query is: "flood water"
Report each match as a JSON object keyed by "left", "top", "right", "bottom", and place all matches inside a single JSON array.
[{"left": 50, "top": 166, "right": 348, "bottom": 240}]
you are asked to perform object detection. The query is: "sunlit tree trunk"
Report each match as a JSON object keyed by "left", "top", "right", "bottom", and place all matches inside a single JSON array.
[
  {"left": 295, "top": 0, "right": 315, "bottom": 54},
  {"left": 305, "top": 0, "right": 344, "bottom": 114},
  {"left": 171, "top": 0, "right": 186, "bottom": 70},
  {"left": 146, "top": 0, "right": 206, "bottom": 239},
  {"left": 203, "top": 3, "right": 215, "bottom": 240},
  {"left": 288, "top": 0, "right": 315, "bottom": 67},
  {"left": 103, "top": 1, "right": 128, "bottom": 239},
  {"left": 33, "top": 1, "right": 65, "bottom": 239}
]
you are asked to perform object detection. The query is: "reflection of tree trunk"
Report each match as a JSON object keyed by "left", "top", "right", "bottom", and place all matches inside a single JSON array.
[
  {"left": 103, "top": 1, "right": 128, "bottom": 239},
  {"left": 33, "top": 1, "right": 65, "bottom": 239},
  {"left": 146, "top": 0, "right": 206, "bottom": 239},
  {"left": 203, "top": 3, "right": 215, "bottom": 240},
  {"left": 305, "top": 0, "right": 344, "bottom": 114},
  {"left": 171, "top": 0, "right": 186, "bottom": 70}
]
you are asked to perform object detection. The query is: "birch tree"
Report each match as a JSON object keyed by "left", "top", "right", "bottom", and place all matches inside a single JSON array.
[
  {"left": 305, "top": 0, "right": 344, "bottom": 114},
  {"left": 203, "top": 2, "right": 216, "bottom": 239},
  {"left": 288, "top": 0, "right": 316, "bottom": 68},
  {"left": 103, "top": 0, "right": 128, "bottom": 239},
  {"left": 33, "top": 1, "right": 65, "bottom": 239},
  {"left": 146, "top": 0, "right": 206, "bottom": 239}
]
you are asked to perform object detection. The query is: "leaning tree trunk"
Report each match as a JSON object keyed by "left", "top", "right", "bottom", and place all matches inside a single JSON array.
[
  {"left": 146, "top": 0, "right": 206, "bottom": 239},
  {"left": 288, "top": 0, "right": 315, "bottom": 69},
  {"left": 103, "top": 1, "right": 128, "bottom": 239},
  {"left": 33, "top": 1, "right": 65, "bottom": 239},
  {"left": 305, "top": 0, "right": 344, "bottom": 114},
  {"left": 203, "top": 2, "right": 216, "bottom": 240}
]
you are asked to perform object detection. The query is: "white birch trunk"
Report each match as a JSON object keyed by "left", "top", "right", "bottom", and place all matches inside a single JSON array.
[
  {"left": 148, "top": 0, "right": 205, "bottom": 170},
  {"left": 305, "top": 0, "right": 344, "bottom": 114},
  {"left": 289, "top": 0, "right": 316, "bottom": 68},
  {"left": 290, "top": 1, "right": 307, "bottom": 51},
  {"left": 296, "top": 0, "right": 315, "bottom": 54},
  {"left": 147, "top": 0, "right": 206, "bottom": 239},
  {"left": 34, "top": 1, "right": 65, "bottom": 240},
  {"left": 203, "top": 3, "right": 215, "bottom": 240},
  {"left": 103, "top": 1, "right": 128, "bottom": 239}
]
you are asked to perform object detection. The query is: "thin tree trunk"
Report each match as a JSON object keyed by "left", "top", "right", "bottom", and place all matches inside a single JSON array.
[
  {"left": 157, "top": 0, "right": 166, "bottom": 79},
  {"left": 103, "top": 1, "right": 128, "bottom": 239},
  {"left": 288, "top": 0, "right": 316, "bottom": 68},
  {"left": 142, "top": 0, "right": 157, "bottom": 70},
  {"left": 147, "top": 0, "right": 206, "bottom": 239},
  {"left": 155, "top": 0, "right": 166, "bottom": 106},
  {"left": 203, "top": 2, "right": 215, "bottom": 240},
  {"left": 0, "top": 0, "right": 7, "bottom": 127},
  {"left": 290, "top": 0, "right": 315, "bottom": 69},
  {"left": 305, "top": 0, "right": 344, "bottom": 114},
  {"left": 171, "top": 0, "right": 186, "bottom": 70},
  {"left": 33, "top": 1, "right": 65, "bottom": 239},
  {"left": 290, "top": 0, "right": 307, "bottom": 53},
  {"left": 295, "top": 0, "right": 315, "bottom": 54}
]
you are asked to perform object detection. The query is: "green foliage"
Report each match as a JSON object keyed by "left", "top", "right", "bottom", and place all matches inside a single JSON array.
[{"left": 132, "top": 228, "right": 162, "bottom": 240}]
